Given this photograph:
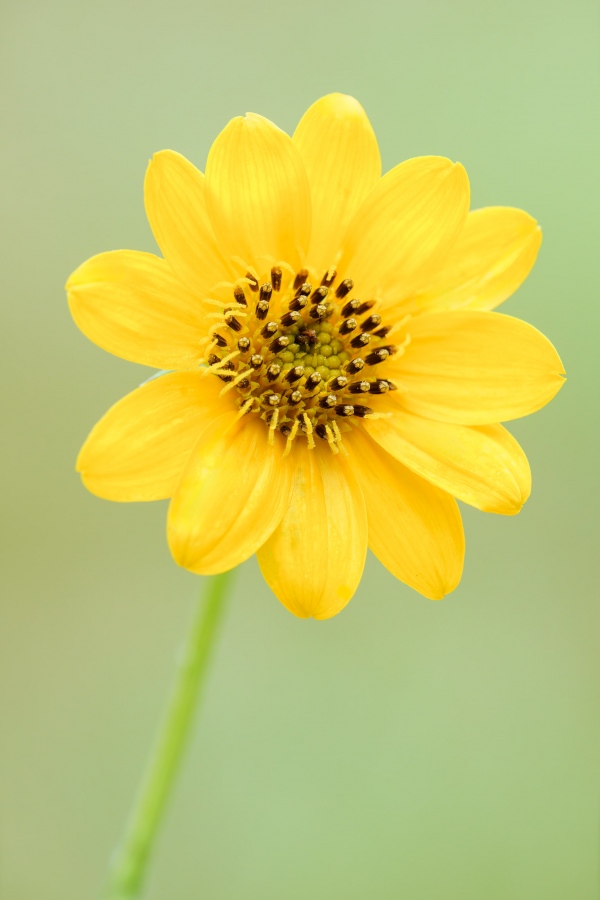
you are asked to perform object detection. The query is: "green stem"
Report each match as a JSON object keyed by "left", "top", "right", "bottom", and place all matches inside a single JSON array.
[{"left": 103, "top": 571, "right": 235, "bottom": 900}]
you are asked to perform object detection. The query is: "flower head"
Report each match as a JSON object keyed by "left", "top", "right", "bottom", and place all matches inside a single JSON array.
[{"left": 67, "top": 93, "right": 565, "bottom": 619}]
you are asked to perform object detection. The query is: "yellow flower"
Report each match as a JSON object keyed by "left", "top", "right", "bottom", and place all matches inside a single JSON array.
[{"left": 67, "top": 94, "right": 565, "bottom": 619}]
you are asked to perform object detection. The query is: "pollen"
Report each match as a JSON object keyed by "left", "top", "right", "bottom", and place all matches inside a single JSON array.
[{"left": 200, "top": 266, "right": 405, "bottom": 452}]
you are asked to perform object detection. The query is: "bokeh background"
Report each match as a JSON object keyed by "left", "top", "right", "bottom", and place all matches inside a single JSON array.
[{"left": 2, "top": 0, "right": 599, "bottom": 897}]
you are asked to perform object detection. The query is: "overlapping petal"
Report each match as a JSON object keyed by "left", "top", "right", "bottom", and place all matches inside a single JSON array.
[
  {"left": 392, "top": 310, "right": 565, "bottom": 424},
  {"left": 404, "top": 207, "right": 542, "bottom": 314},
  {"left": 347, "top": 428, "right": 464, "bottom": 599},
  {"left": 257, "top": 444, "right": 367, "bottom": 619},
  {"left": 338, "top": 156, "right": 470, "bottom": 302},
  {"left": 364, "top": 404, "right": 531, "bottom": 514},
  {"left": 67, "top": 250, "right": 208, "bottom": 369},
  {"left": 205, "top": 113, "right": 311, "bottom": 271},
  {"left": 144, "top": 150, "right": 231, "bottom": 293},
  {"left": 168, "top": 413, "right": 294, "bottom": 576},
  {"left": 293, "top": 93, "right": 381, "bottom": 273},
  {"left": 77, "top": 372, "right": 224, "bottom": 501}
]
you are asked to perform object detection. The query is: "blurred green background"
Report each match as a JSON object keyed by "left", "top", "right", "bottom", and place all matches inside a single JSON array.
[{"left": 1, "top": 0, "right": 599, "bottom": 897}]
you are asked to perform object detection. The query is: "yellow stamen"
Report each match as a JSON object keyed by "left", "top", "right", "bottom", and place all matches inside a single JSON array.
[
  {"left": 282, "top": 418, "right": 300, "bottom": 458},
  {"left": 209, "top": 280, "right": 235, "bottom": 294},
  {"left": 201, "top": 349, "right": 240, "bottom": 378},
  {"left": 235, "top": 397, "right": 255, "bottom": 420},
  {"left": 201, "top": 298, "right": 233, "bottom": 309},
  {"left": 302, "top": 413, "right": 315, "bottom": 450},
  {"left": 277, "top": 260, "right": 296, "bottom": 280},
  {"left": 219, "top": 367, "right": 252, "bottom": 396},
  {"left": 331, "top": 420, "right": 342, "bottom": 442},
  {"left": 205, "top": 310, "right": 248, "bottom": 321},
  {"left": 330, "top": 421, "right": 349, "bottom": 457},
  {"left": 268, "top": 408, "right": 279, "bottom": 445},
  {"left": 324, "top": 424, "right": 339, "bottom": 454},
  {"left": 230, "top": 257, "right": 259, "bottom": 283},
  {"left": 200, "top": 339, "right": 218, "bottom": 359},
  {"left": 395, "top": 333, "right": 412, "bottom": 356}
]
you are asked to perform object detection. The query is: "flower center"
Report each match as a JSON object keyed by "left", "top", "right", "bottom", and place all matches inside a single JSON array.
[{"left": 200, "top": 265, "right": 403, "bottom": 454}]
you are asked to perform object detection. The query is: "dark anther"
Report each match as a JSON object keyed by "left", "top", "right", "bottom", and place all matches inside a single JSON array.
[
  {"left": 365, "top": 345, "right": 397, "bottom": 365},
  {"left": 259, "top": 283, "right": 273, "bottom": 303},
  {"left": 289, "top": 390, "right": 302, "bottom": 404},
  {"left": 352, "top": 405, "right": 373, "bottom": 418},
  {"left": 237, "top": 378, "right": 250, "bottom": 390},
  {"left": 269, "top": 335, "right": 290, "bottom": 353},
  {"left": 335, "top": 278, "right": 354, "bottom": 299},
  {"left": 280, "top": 310, "right": 301, "bottom": 327},
  {"left": 217, "top": 374, "right": 233, "bottom": 382},
  {"left": 321, "top": 268, "right": 337, "bottom": 287},
  {"left": 261, "top": 321, "right": 279, "bottom": 338},
  {"left": 271, "top": 267, "right": 282, "bottom": 291},
  {"left": 233, "top": 285, "right": 247, "bottom": 307},
  {"left": 315, "top": 424, "right": 328, "bottom": 440},
  {"left": 208, "top": 354, "right": 220, "bottom": 365},
  {"left": 225, "top": 315, "right": 242, "bottom": 332},
  {"left": 335, "top": 404, "right": 354, "bottom": 417},
  {"left": 295, "top": 282, "right": 312, "bottom": 297},
  {"left": 338, "top": 318, "right": 357, "bottom": 335},
  {"left": 288, "top": 295, "right": 308, "bottom": 312},
  {"left": 341, "top": 298, "right": 362, "bottom": 318},
  {"left": 350, "top": 332, "right": 371, "bottom": 348},
  {"left": 267, "top": 394, "right": 280, "bottom": 406},
  {"left": 369, "top": 380, "right": 390, "bottom": 394},
  {"left": 381, "top": 379, "right": 398, "bottom": 391},
  {"left": 294, "top": 269, "right": 309, "bottom": 290},
  {"left": 305, "top": 372, "right": 322, "bottom": 389},
  {"left": 213, "top": 332, "right": 228, "bottom": 347},
  {"left": 329, "top": 375, "right": 348, "bottom": 390},
  {"left": 267, "top": 364, "right": 281, "bottom": 381},
  {"left": 373, "top": 325, "right": 392, "bottom": 339},
  {"left": 250, "top": 354, "right": 264, "bottom": 369},
  {"left": 280, "top": 424, "right": 292, "bottom": 437},
  {"left": 361, "top": 314, "right": 382, "bottom": 332},
  {"left": 237, "top": 337, "right": 251, "bottom": 353},
  {"left": 355, "top": 301, "right": 375, "bottom": 316},
  {"left": 246, "top": 272, "right": 259, "bottom": 292},
  {"left": 319, "top": 393, "right": 337, "bottom": 409},
  {"left": 309, "top": 303, "right": 327, "bottom": 320},
  {"left": 345, "top": 357, "right": 365, "bottom": 375},
  {"left": 349, "top": 380, "right": 371, "bottom": 394},
  {"left": 310, "top": 286, "right": 329, "bottom": 304},
  {"left": 285, "top": 365, "right": 304, "bottom": 384},
  {"left": 365, "top": 349, "right": 389, "bottom": 365},
  {"left": 256, "top": 300, "right": 270, "bottom": 320}
]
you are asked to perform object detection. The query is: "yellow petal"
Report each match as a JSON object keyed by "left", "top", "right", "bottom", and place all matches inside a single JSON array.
[
  {"left": 293, "top": 93, "right": 381, "bottom": 273},
  {"left": 77, "top": 372, "right": 225, "bottom": 501},
  {"left": 393, "top": 310, "right": 565, "bottom": 424},
  {"left": 364, "top": 405, "right": 531, "bottom": 515},
  {"left": 205, "top": 113, "right": 311, "bottom": 271},
  {"left": 67, "top": 250, "right": 208, "bottom": 369},
  {"left": 338, "top": 156, "right": 470, "bottom": 302},
  {"left": 257, "top": 443, "right": 368, "bottom": 619},
  {"left": 347, "top": 428, "right": 464, "bottom": 599},
  {"left": 144, "top": 150, "right": 231, "bottom": 293},
  {"left": 167, "top": 412, "right": 294, "bottom": 576},
  {"left": 405, "top": 207, "right": 542, "bottom": 314}
]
